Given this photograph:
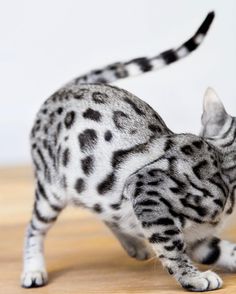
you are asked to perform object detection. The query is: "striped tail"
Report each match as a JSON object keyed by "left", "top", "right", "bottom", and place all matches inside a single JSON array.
[{"left": 67, "top": 11, "right": 215, "bottom": 86}]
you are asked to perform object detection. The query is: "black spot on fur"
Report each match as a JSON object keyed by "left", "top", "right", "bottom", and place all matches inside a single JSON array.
[
  {"left": 110, "top": 203, "right": 120, "bottom": 210},
  {"left": 83, "top": 108, "right": 101, "bottom": 122},
  {"left": 166, "top": 267, "right": 174, "bottom": 275},
  {"left": 156, "top": 218, "right": 174, "bottom": 226},
  {"left": 74, "top": 178, "right": 86, "bottom": 193},
  {"left": 93, "top": 203, "right": 103, "bottom": 213},
  {"left": 64, "top": 111, "right": 76, "bottom": 128},
  {"left": 43, "top": 125, "right": 48, "bottom": 134},
  {"left": 81, "top": 155, "right": 94, "bottom": 176},
  {"left": 136, "top": 181, "right": 144, "bottom": 187},
  {"left": 181, "top": 145, "right": 194, "bottom": 156},
  {"left": 146, "top": 190, "right": 160, "bottom": 196},
  {"left": 97, "top": 172, "right": 116, "bottom": 195},
  {"left": 134, "top": 188, "right": 142, "bottom": 197},
  {"left": 164, "top": 240, "right": 184, "bottom": 251},
  {"left": 123, "top": 97, "right": 145, "bottom": 115},
  {"left": 34, "top": 202, "right": 57, "bottom": 223},
  {"left": 37, "top": 180, "right": 48, "bottom": 200},
  {"left": 112, "top": 143, "right": 147, "bottom": 169},
  {"left": 74, "top": 89, "right": 88, "bottom": 100},
  {"left": 96, "top": 78, "right": 108, "bottom": 83},
  {"left": 184, "top": 35, "right": 199, "bottom": 51},
  {"left": 148, "top": 124, "right": 162, "bottom": 133},
  {"left": 147, "top": 180, "right": 160, "bottom": 186},
  {"left": 104, "top": 130, "right": 112, "bottom": 141},
  {"left": 202, "top": 237, "right": 221, "bottom": 265},
  {"left": 57, "top": 122, "right": 62, "bottom": 136},
  {"left": 180, "top": 198, "right": 207, "bottom": 217},
  {"left": 164, "top": 139, "right": 174, "bottom": 152},
  {"left": 137, "top": 199, "right": 158, "bottom": 206},
  {"left": 213, "top": 160, "right": 218, "bottom": 168},
  {"left": 127, "top": 57, "right": 152, "bottom": 72},
  {"left": 93, "top": 69, "right": 102, "bottom": 75},
  {"left": 147, "top": 169, "right": 161, "bottom": 177},
  {"left": 161, "top": 49, "right": 178, "bottom": 64},
  {"left": 107, "top": 64, "right": 118, "bottom": 70},
  {"left": 78, "top": 129, "right": 98, "bottom": 152},
  {"left": 57, "top": 107, "right": 63, "bottom": 115},
  {"left": 62, "top": 148, "right": 70, "bottom": 167},
  {"left": 149, "top": 233, "right": 170, "bottom": 243},
  {"left": 164, "top": 229, "right": 180, "bottom": 236},
  {"left": 92, "top": 92, "right": 108, "bottom": 104},
  {"left": 214, "top": 199, "right": 224, "bottom": 208},
  {"left": 36, "top": 148, "right": 49, "bottom": 180},
  {"left": 113, "top": 111, "right": 129, "bottom": 130},
  {"left": 130, "top": 129, "right": 137, "bottom": 135},
  {"left": 170, "top": 176, "right": 186, "bottom": 191},
  {"left": 142, "top": 218, "right": 174, "bottom": 228},
  {"left": 192, "top": 140, "right": 203, "bottom": 149},
  {"left": 207, "top": 144, "right": 212, "bottom": 151},
  {"left": 42, "top": 139, "right": 48, "bottom": 149},
  {"left": 51, "top": 94, "right": 58, "bottom": 102}
]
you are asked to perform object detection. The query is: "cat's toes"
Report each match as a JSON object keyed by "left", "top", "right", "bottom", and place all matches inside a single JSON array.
[
  {"left": 213, "top": 243, "right": 236, "bottom": 272},
  {"left": 126, "top": 245, "right": 152, "bottom": 260},
  {"left": 180, "top": 270, "right": 223, "bottom": 292},
  {"left": 21, "top": 270, "right": 48, "bottom": 288}
]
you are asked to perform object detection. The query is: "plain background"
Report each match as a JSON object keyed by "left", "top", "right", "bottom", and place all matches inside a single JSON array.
[{"left": 0, "top": 0, "right": 235, "bottom": 166}]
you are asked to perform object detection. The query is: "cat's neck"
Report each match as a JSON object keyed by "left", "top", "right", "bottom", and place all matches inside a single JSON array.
[{"left": 204, "top": 135, "right": 236, "bottom": 216}]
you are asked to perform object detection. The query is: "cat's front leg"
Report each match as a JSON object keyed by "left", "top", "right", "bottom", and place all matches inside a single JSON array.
[
  {"left": 104, "top": 221, "right": 153, "bottom": 260},
  {"left": 190, "top": 237, "right": 236, "bottom": 271},
  {"left": 131, "top": 192, "right": 223, "bottom": 291}
]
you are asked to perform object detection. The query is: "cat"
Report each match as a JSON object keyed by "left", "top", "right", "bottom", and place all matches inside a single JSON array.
[{"left": 20, "top": 12, "right": 236, "bottom": 292}]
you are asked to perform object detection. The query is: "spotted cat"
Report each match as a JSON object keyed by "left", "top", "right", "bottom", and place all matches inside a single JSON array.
[{"left": 20, "top": 12, "right": 236, "bottom": 292}]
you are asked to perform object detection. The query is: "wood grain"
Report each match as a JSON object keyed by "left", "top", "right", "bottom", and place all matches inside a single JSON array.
[{"left": 1, "top": 166, "right": 236, "bottom": 293}]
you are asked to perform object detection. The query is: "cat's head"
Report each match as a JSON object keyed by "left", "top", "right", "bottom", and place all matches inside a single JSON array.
[{"left": 200, "top": 87, "right": 236, "bottom": 153}]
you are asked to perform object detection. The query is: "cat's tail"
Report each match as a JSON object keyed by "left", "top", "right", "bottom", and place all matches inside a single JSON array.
[{"left": 67, "top": 11, "right": 215, "bottom": 86}]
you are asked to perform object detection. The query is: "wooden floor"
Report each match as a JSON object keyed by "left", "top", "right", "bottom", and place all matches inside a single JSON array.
[{"left": 1, "top": 167, "right": 236, "bottom": 293}]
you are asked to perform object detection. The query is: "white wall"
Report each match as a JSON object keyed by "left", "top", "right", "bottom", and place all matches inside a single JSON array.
[{"left": 0, "top": 0, "right": 235, "bottom": 165}]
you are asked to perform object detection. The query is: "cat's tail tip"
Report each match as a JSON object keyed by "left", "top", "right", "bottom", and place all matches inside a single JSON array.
[
  {"left": 196, "top": 11, "right": 215, "bottom": 36},
  {"left": 174, "top": 11, "right": 215, "bottom": 58}
]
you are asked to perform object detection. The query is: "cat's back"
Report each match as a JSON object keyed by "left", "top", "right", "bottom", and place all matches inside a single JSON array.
[
  {"left": 31, "top": 83, "right": 171, "bottom": 149},
  {"left": 30, "top": 83, "right": 173, "bottom": 206}
]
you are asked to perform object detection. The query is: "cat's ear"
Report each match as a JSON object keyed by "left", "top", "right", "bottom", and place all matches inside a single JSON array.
[{"left": 201, "top": 87, "right": 228, "bottom": 137}]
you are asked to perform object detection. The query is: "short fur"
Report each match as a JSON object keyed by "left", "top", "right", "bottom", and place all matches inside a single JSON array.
[{"left": 20, "top": 13, "right": 236, "bottom": 292}]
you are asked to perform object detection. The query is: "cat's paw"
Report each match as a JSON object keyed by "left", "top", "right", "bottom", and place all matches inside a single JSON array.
[
  {"left": 21, "top": 270, "right": 48, "bottom": 288},
  {"left": 180, "top": 270, "right": 223, "bottom": 292},
  {"left": 215, "top": 242, "right": 236, "bottom": 272},
  {"left": 127, "top": 245, "right": 152, "bottom": 260},
  {"left": 227, "top": 245, "right": 236, "bottom": 271}
]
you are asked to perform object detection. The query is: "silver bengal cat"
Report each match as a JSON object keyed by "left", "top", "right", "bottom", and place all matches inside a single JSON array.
[{"left": 21, "top": 12, "right": 236, "bottom": 292}]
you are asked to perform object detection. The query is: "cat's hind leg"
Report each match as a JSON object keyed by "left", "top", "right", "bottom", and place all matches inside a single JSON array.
[
  {"left": 21, "top": 180, "right": 65, "bottom": 288},
  {"left": 131, "top": 189, "right": 223, "bottom": 291},
  {"left": 190, "top": 237, "right": 236, "bottom": 271},
  {"left": 105, "top": 221, "right": 153, "bottom": 260}
]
